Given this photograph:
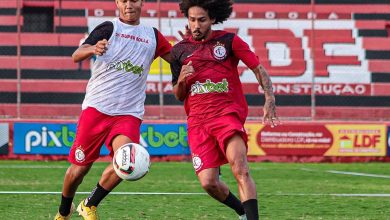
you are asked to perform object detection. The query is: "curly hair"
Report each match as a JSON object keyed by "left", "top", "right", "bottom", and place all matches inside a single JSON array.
[{"left": 179, "top": 0, "right": 233, "bottom": 24}]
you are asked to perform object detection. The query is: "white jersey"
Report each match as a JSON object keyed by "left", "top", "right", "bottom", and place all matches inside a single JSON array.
[{"left": 82, "top": 18, "right": 157, "bottom": 119}]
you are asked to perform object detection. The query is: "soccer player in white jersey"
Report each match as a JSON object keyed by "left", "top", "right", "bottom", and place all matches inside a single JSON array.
[{"left": 54, "top": 0, "right": 172, "bottom": 219}]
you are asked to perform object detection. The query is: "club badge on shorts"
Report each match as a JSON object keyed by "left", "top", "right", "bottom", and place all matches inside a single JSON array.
[
  {"left": 192, "top": 155, "right": 203, "bottom": 171},
  {"left": 75, "top": 147, "right": 85, "bottom": 163},
  {"left": 213, "top": 42, "right": 227, "bottom": 60}
]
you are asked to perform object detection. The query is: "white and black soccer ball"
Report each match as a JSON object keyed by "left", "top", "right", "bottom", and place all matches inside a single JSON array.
[{"left": 113, "top": 143, "right": 151, "bottom": 181}]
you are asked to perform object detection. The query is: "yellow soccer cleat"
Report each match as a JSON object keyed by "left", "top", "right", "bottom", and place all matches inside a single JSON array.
[
  {"left": 54, "top": 203, "right": 75, "bottom": 220},
  {"left": 76, "top": 199, "right": 99, "bottom": 220}
]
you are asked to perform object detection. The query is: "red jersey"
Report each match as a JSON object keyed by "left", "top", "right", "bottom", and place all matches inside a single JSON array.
[{"left": 171, "top": 31, "right": 260, "bottom": 124}]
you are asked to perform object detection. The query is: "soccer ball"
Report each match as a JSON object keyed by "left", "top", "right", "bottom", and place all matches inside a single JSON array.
[{"left": 113, "top": 143, "right": 151, "bottom": 181}]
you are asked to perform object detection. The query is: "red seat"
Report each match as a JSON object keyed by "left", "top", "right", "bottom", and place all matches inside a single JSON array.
[
  {"left": 0, "top": 79, "right": 87, "bottom": 93},
  {"left": 369, "top": 60, "right": 390, "bottom": 72},
  {"left": 363, "top": 38, "right": 390, "bottom": 50},
  {"left": 0, "top": 33, "right": 84, "bottom": 46},
  {"left": 356, "top": 20, "right": 388, "bottom": 29},
  {"left": 0, "top": 56, "right": 86, "bottom": 69},
  {"left": 372, "top": 83, "right": 390, "bottom": 96},
  {"left": 0, "top": 15, "right": 19, "bottom": 26}
]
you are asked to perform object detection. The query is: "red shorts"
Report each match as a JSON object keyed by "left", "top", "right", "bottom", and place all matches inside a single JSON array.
[
  {"left": 187, "top": 114, "right": 248, "bottom": 174},
  {"left": 68, "top": 107, "right": 141, "bottom": 166}
]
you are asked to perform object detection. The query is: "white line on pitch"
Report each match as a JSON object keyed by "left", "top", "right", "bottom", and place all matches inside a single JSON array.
[
  {"left": 299, "top": 168, "right": 317, "bottom": 172},
  {"left": 326, "top": 170, "right": 390, "bottom": 179},
  {"left": 0, "top": 164, "right": 186, "bottom": 169},
  {"left": 300, "top": 168, "right": 390, "bottom": 179},
  {"left": 1, "top": 191, "right": 390, "bottom": 197},
  {"left": 0, "top": 165, "right": 107, "bottom": 169},
  {"left": 0, "top": 191, "right": 206, "bottom": 195},
  {"left": 0, "top": 165, "right": 69, "bottom": 169},
  {"left": 269, "top": 193, "right": 390, "bottom": 197}
]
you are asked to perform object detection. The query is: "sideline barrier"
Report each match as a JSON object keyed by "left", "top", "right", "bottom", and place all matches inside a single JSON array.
[{"left": 0, "top": 120, "right": 389, "bottom": 162}]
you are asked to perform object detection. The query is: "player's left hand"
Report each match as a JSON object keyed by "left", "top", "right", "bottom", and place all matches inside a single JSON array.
[
  {"left": 262, "top": 98, "right": 279, "bottom": 128},
  {"left": 178, "top": 61, "right": 194, "bottom": 84}
]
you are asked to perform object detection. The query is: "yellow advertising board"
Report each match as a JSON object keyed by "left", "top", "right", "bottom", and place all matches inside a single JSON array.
[
  {"left": 149, "top": 39, "right": 176, "bottom": 75},
  {"left": 245, "top": 123, "right": 265, "bottom": 156},
  {"left": 324, "top": 124, "right": 386, "bottom": 156},
  {"left": 244, "top": 122, "right": 387, "bottom": 157},
  {"left": 150, "top": 58, "right": 171, "bottom": 75}
]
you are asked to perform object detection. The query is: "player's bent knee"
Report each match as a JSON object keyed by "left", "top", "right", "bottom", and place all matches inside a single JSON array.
[
  {"left": 66, "top": 164, "right": 91, "bottom": 182},
  {"left": 232, "top": 166, "right": 250, "bottom": 182},
  {"left": 102, "top": 165, "right": 117, "bottom": 178},
  {"left": 231, "top": 161, "right": 248, "bottom": 175},
  {"left": 200, "top": 179, "right": 219, "bottom": 192}
]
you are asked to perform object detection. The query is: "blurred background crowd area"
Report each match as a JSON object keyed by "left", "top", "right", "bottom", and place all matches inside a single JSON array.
[{"left": 0, "top": 0, "right": 389, "bottom": 121}]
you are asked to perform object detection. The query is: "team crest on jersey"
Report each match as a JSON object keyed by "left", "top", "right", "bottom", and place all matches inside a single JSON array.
[{"left": 213, "top": 42, "right": 227, "bottom": 60}]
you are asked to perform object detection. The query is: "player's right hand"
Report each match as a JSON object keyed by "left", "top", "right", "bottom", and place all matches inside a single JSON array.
[
  {"left": 178, "top": 61, "right": 194, "bottom": 84},
  {"left": 178, "top": 25, "right": 191, "bottom": 40},
  {"left": 94, "top": 39, "right": 108, "bottom": 56},
  {"left": 262, "top": 97, "right": 279, "bottom": 128}
]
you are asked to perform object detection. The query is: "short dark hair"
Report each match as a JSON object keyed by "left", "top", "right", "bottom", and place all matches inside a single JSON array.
[{"left": 179, "top": 0, "right": 233, "bottom": 24}]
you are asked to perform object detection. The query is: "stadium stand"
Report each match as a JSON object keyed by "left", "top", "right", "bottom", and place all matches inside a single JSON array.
[
  {"left": 0, "top": 0, "right": 389, "bottom": 120},
  {"left": 0, "top": 0, "right": 89, "bottom": 118}
]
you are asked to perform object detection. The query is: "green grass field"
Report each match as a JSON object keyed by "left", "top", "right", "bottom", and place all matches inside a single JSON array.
[{"left": 1, "top": 160, "right": 390, "bottom": 219}]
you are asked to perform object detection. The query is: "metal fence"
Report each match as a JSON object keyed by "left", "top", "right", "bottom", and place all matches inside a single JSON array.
[{"left": 0, "top": 0, "right": 389, "bottom": 121}]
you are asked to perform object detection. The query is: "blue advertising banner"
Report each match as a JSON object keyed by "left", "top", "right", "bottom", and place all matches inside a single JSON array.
[
  {"left": 0, "top": 123, "right": 9, "bottom": 155},
  {"left": 13, "top": 123, "right": 190, "bottom": 156},
  {"left": 140, "top": 123, "right": 189, "bottom": 155},
  {"left": 13, "top": 123, "right": 109, "bottom": 155}
]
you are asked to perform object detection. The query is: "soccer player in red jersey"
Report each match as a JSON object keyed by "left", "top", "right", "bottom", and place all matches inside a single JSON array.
[{"left": 170, "top": 1, "right": 278, "bottom": 219}]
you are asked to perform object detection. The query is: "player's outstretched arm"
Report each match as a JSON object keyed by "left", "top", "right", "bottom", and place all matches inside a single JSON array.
[
  {"left": 72, "top": 39, "right": 108, "bottom": 63},
  {"left": 161, "top": 53, "right": 173, "bottom": 64},
  {"left": 173, "top": 61, "right": 194, "bottom": 101},
  {"left": 252, "top": 64, "right": 278, "bottom": 127},
  {"left": 156, "top": 25, "right": 190, "bottom": 65}
]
